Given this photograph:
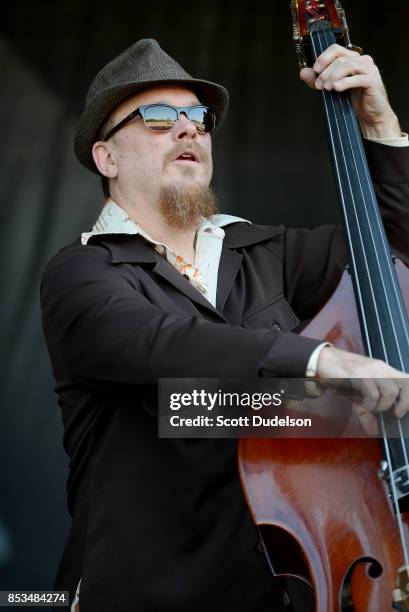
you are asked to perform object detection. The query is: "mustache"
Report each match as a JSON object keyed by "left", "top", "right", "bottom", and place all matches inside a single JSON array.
[{"left": 164, "top": 142, "right": 208, "bottom": 165}]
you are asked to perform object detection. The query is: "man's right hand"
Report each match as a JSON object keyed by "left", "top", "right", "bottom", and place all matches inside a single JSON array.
[{"left": 316, "top": 346, "right": 409, "bottom": 419}]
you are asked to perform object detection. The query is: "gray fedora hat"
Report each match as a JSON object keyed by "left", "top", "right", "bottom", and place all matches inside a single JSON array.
[{"left": 74, "top": 38, "right": 229, "bottom": 173}]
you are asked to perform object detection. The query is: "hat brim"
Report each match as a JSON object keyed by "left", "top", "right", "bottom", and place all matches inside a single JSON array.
[{"left": 74, "top": 77, "right": 229, "bottom": 173}]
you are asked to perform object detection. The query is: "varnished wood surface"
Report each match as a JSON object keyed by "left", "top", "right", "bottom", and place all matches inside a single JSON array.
[{"left": 239, "top": 261, "right": 409, "bottom": 611}]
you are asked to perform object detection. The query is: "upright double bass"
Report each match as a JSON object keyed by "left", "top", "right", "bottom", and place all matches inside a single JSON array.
[{"left": 239, "top": 2, "right": 409, "bottom": 610}]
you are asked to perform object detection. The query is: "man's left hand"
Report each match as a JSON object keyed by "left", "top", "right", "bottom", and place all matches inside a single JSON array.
[{"left": 300, "top": 43, "right": 401, "bottom": 139}]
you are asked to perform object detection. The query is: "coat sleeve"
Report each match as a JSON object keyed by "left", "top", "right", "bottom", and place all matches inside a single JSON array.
[
  {"left": 284, "top": 141, "right": 409, "bottom": 321},
  {"left": 41, "top": 243, "right": 322, "bottom": 388}
]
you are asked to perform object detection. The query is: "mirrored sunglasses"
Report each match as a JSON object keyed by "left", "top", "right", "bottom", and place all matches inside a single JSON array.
[{"left": 103, "top": 104, "right": 216, "bottom": 140}]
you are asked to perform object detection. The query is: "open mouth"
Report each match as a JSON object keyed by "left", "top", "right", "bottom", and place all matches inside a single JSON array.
[{"left": 174, "top": 152, "right": 199, "bottom": 163}]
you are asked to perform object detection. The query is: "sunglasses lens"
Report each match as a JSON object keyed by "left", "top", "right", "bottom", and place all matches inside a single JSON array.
[
  {"left": 142, "top": 105, "right": 215, "bottom": 133},
  {"left": 143, "top": 105, "right": 178, "bottom": 131},
  {"left": 188, "top": 107, "right": 215, "bottom": 133}
]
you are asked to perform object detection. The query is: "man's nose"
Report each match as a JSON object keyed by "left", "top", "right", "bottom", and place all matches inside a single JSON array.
[{"left": 172, "top": 112, "right": 198, "bottom": 140}]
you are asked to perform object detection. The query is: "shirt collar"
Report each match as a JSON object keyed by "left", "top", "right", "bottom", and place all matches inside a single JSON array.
[{"left": 81, "top": 199, "right": 250, "bottom": 247}]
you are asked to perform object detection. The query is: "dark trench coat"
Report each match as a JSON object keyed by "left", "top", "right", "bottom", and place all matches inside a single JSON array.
[{"left": 41, "top": 141, "right": 409, "bottom": 611}]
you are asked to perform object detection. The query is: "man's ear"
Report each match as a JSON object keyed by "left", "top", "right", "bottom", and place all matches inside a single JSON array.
[{"left": 92, "top": 141, "right": 118, "bottom": 179}]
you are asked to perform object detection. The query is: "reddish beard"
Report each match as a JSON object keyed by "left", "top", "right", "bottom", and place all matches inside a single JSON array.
[{"left": 159, "top": 184, "right": 219, "bottom": 229}]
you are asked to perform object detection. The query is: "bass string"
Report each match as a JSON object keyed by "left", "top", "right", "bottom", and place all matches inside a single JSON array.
[
  {"left": 315, "top": 26, "right": 407, "bottom": 405},
  {"left": 310, "top": 30, "right": 376, "bottom": 356},
  {"left": 316, "top": 27, "right": 409, "bottom": 558},
  {"left": 311, "top": 25, "right": 409, "bottom": 565},
  {"left": 328, "top": 35, "right": 409, "bottom": 486},
  {"left": 332, "top": 55, "right": 409, "bottom": 547},
  {"left": 318, "top": 24, "right": 409, "bottom": 563},
  {"left": 316, "top": 25, "right": 409, "bottom": 565},
  {"left": 319, "top": 27, "right": 409, "bottom": 362},
  {"left": 317, "top": 26, "right": 409, "bottom": 475},
  {"left": 350, "top": 92, "right": 409, "bottom": 474},
  {"left": 336, "top": 70, "right": 409, "bottom": 364},
  {"left": 320, "top": 28, "right": 409, "bottom": 456},
  {"left": 330, "top": 33, "right": 409, "bottom": 470}
]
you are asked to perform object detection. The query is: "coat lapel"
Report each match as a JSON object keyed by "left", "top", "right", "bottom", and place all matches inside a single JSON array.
[
  {"left": 93, "top": 222, "right": 284, "bottom": 320},
  {"left": 216, "top": 223, "right": 284, "bottom": 312},
  {"left": 152, "top": 257, "right": 226, "bottom": 320},
  {"left": 96, "top": 234, "right": 226, "bottom": 320},
  {"left": 216, "top": 246, "right": 242, "bottom": 312}
]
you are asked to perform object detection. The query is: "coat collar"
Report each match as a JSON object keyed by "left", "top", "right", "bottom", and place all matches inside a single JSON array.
[
  {"left": 88, "top": 222, "right": 283, "bottom": 317},
  {"left": 89, "top": 233, "right": 158, "bottom": 264},
  {"left": 223, "top": 221, "right": 284, "bottom": 247},
  {"left": 90, "top": 222, "right": 284, "bottom": 263},
  {"left": 90, "top": 233, "right": 224, "bottom": 318},
  {"left": 217, "top": 223, "right": 284, "bottom": 311}
]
